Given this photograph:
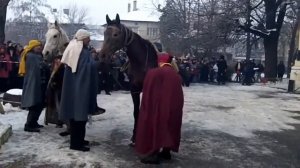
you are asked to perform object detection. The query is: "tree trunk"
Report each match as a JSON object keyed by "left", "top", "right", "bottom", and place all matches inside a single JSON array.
[
  {"left": 287, "top": 9, "right": 300, "bottom": 77},
  {"left": 0, "top": 1, "right": 9, "bottom": 44},
  {"left": 264, "top": 32, "right": 279, "bottom": 81},
  {"left": 245, "top": 0, "right": 251, "bottom": 61},
  {"left": 263, "top": 0, "right": 281, "bottom": 80}
]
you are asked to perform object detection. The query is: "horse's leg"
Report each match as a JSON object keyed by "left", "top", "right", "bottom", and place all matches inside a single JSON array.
[{"left": 130, "top": 90, "right": 140, "bottom": 144}]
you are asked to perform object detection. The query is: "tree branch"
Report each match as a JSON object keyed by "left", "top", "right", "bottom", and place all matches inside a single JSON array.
[
  {"left": 251, "top": 0, "right": 264, "bottom": 10},
  {"left": 0, "top": 0, "right": 11, "bottom": 7},
  {"left": 239, "top": 24, "right": 269, "bottom": 38},
  {"left": 276, "top": 2, "right": 287, "bottom": 32},
  {"left": 250, "top": 15, "right": 263, "bottom": 25},
  {"left": 276, "top": 0, "right": 284, "bottom": 8}
]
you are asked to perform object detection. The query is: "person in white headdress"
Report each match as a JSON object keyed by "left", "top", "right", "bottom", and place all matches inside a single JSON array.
[{"left": 59, "top": 29, "right": 97, "bottom": 152}]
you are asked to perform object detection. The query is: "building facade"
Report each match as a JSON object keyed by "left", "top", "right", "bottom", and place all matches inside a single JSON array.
[{"left": 120, "top": 0, "right": 161, "bottom": 43}]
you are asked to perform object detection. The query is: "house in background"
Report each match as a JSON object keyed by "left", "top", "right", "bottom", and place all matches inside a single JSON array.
[
  {"left": 5, "top": 22, "right": 86, "bottom": 45},
  {"left": 86, "top": 24, "right": 104, "bottom": 48},
  {"left": 121, "top": 0, "right": 161, "bottom": 43},
  {"left": 101, "top": 0, "right": 161, "bottom": 48}
]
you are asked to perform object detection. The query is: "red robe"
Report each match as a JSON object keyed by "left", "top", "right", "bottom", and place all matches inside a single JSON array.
[{"left": 135, "top": 64, "right": 184, "bottom": 155}]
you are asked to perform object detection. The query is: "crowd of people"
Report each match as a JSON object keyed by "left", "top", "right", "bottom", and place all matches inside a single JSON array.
[
  {"left": 176, "top": 56, "right": 286, "bottom": 86},
  {"left": 0, "top": 42, "right": 24, "bottom": 92},
  {"left": 177, "top": 55, "right": 228, "bottom": 86},
  {"left": 0, "top": 40, "right": 288, "bottom": 96}
]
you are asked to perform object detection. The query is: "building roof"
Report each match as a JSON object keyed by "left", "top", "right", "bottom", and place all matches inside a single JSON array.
[
  {"left": 121, "top": 10, "right": 160, "bottom": 22},
  {"left": 90, "top": 33, "right": 104, "bottom": 41}
]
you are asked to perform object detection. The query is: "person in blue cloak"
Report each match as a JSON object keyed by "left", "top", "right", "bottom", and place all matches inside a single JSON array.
[{"left": 59, "top": 29, "right": 98, "bottom": 152}]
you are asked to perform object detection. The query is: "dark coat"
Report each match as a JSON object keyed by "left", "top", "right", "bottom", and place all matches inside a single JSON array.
[
  {"left": 217, "top": 59, "right": 227, "bottom": 73},
  {"left": 21, "top": 52, "right": 47, "bottom": 108},
  {"left": 277, "top": 63, "right": 285, "bottom": 75},
  {"left": 59, "top": 47, "right": 98, "bottom": 121}
]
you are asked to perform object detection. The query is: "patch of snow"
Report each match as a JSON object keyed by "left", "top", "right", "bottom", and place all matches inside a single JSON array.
[
  {"left": 6, "top": 89, "right": 22, "bottom": 96},
  {"left": 1, "top": 103, "right": 21, "bottom": 114},
  {"left": 122, "top": 10, "right": 160, "bottom": 22}
]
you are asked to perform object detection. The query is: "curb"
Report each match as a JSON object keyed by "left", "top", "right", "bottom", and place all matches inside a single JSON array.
[{"left": 0, "top": 124, "right": 12, "bottom": 148}]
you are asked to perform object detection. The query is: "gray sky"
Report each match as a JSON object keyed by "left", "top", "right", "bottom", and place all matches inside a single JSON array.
[
  {"left": 7, "top": 0, "right": 163, "bottom": 25},
  {"left": 47, "top": 0, "right": 128, "bottom": 25}
]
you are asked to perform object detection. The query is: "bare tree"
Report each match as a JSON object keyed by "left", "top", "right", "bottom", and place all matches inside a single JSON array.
[
  {"left": 9, "top": 0, "right": 50, "bottom": 22},
  {"left": 64, "top": 3, "right": 89, "bottom": 24},
  {"left": 239, "top": 0, "right": 292, "bottom": 80},
  {"left": 160, "top": 0, "right": 194, "bottom": 56},
  {"left": 0, "top": 0, "right": 11, "bottom": 43},
  {"left": 160, "top": 0, "right": 242, "bottom": 57}
]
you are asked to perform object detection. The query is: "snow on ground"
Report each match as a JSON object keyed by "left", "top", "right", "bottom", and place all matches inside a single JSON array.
[{"left": 0, "top": 83, "right": 300, "bottom": 167}]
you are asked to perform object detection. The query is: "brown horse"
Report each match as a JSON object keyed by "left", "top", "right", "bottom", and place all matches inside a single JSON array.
[{"left": 100, "top": 14, "right": 158, "bottom": 144}]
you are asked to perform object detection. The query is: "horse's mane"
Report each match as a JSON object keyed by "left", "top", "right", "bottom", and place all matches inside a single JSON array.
[
  {"left": 122, "top": 24, "right": 158, "bottom": 68},
  {"left": 120, "top": 23, "right": 158, "bottom": 55}
]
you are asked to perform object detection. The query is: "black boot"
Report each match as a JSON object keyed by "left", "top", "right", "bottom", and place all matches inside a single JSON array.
[
  {"left": 141, "top": 153, "right": 160, "bottom": 164},
  {"left": 69, "top": 120, "right": 89, "bottom": 152},
  {"left": 32, "top": 123, "right": 44, "bottom": 128},
  {"left": 70, "top": 146, "right": 90, "bottom": 152},
  {"left": 83, "top": 140, "right": 89, "bottom": 146},
  {"left": 158, "top": 149, "right": 172, "bottom": 160},
  {"left": 59, "top": 130, "right": 70, "bottom": 136},
  {"left": 24, "top": 124, "right": 40, "bottom": 132}
]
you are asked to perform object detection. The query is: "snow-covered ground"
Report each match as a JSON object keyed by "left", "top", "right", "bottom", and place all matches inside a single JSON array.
[{"left": 0, "top": 82, "right": 300, "bottom": 167}]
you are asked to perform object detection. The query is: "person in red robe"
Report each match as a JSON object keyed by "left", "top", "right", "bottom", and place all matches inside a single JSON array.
[{"left": 135, "top": 52, "right": 184, "bottom": 164}]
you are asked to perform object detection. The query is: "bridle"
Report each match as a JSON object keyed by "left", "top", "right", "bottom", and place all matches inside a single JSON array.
[{"left": 118, "top": 24, "right": 149, "bottom": 71}]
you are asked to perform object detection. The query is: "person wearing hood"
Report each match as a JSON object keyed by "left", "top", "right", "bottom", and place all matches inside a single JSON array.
[
  {"left": 135, "top": 52, "right": 184, "bottom": 164},
  {"left": 59, "top": 29, "right": 98, "bottom": 152},
  {"left": 19, "top": 40, "right": 50, "bottom": 132}
]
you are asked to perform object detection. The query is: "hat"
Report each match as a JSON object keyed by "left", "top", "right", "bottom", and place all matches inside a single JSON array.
[
  {"left": 75, "top": 29, "right": 90, "bottom": 41},
  {"left": 158, "top": 52, "right": 171, "bottom": 64},
  {"left": 18, "top": 40, "right": 41, "bottom": 76}
]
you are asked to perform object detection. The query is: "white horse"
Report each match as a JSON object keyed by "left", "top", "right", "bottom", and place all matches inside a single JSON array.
[
  {"left": 43, "top": 21, "right": 70, "bottom": 62},
  {"left": 43, "top": 21, "right": 69, "bottom": 126}
]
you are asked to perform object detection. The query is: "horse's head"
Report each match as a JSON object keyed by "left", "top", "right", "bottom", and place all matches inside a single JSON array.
[
  {"left": 43, "top": 21, "right": 69, "bottom": 62},
  {"left": 100, "top": 14, "right": 128, "bottom": 61}
]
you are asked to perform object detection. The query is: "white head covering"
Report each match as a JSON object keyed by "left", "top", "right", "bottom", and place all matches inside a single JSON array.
[
  {"left": 75, "top": 29, "right": 90, "bottom": 41},
  {"left": 61, "top": 29, "right": 90, "bottom": 73}
]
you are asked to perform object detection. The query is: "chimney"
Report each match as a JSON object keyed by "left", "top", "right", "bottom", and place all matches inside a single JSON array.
[
  {"left": 133, "top": 0, "right": 137, "bottom": 11},
  {"left": 63, "top": 9, "right": 69, "bottom": 16},
  {"left": 128, "top": 3, "right": 131, "bottom": 13}
]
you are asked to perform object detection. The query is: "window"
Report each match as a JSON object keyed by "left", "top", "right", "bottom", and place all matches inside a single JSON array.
[{"left": 147, "top": 27, "right": 159, "bottom": 37}]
